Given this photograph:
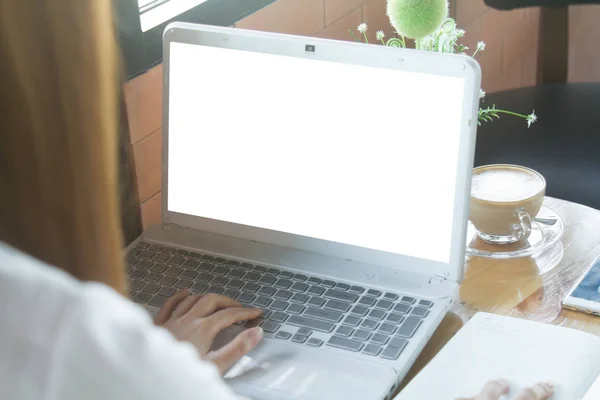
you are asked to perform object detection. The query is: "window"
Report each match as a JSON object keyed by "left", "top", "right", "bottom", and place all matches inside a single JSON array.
[{"left": 115, "top": 0, "right": 276, "bottom": 80}]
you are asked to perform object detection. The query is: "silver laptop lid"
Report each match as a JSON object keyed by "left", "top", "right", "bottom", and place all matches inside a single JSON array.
[{"left": 161, "top": 22, "right": 481, "bottom": 283}]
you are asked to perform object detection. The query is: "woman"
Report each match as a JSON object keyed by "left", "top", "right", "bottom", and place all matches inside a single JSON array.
[{"left": 0, "top": 1, "right": 554, "bottom": 399}]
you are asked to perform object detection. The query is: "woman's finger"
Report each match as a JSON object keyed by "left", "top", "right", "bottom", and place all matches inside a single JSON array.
[
  {"left": 171, "top": 293, "right": 203, "bottom": 318},
  {"left": 153, "top": 289, "right": 189, "bottom": 324},
  {"left": 475, "top": 379, "right": 510, "bottom": 400},
  {"left": 513, "top": 382, "right": 554, "bottom": 400},
  {"left": 204, "top": 307, "right": 263, "bottom": 337},
  {"left": 206, "top": 327, "right": 264, "bottom": 374},
  {"left": 184, "top": 294, "right": 243, "bottom": 320}
]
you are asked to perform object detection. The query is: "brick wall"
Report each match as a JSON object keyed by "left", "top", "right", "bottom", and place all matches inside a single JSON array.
[{"left": 125, "top": 1, "right": 600, "bottom": 229}]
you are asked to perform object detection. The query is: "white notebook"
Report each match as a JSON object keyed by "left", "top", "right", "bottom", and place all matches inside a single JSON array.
[{"left": 395, "top": 312, "right": 600, "bottom": 400}]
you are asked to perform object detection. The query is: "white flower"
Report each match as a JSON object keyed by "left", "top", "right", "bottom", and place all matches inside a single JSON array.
[
  {"left": 479, "top": 89, "right": 486, "bottom": 100},
  {"left": 526, "top": 110, "right": 537, "bottom": 127},
  {"left": 357, "top": 23, "right": 368, "bottom": 33},
  {"left": 476, "top": 41, "right": 486, "bottom": 52},
  {"left": 376, "top": 30, "right": 385, "bottom": 41},
  {"left": 456, "top": 29, "right": 465, "bottom": 37}
]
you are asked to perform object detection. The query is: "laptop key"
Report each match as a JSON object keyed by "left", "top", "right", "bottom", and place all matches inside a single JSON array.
[
  {"left": 160, "top": 247, "right": 175, "bottom": 255},
  {"left": 137, "top": 250, "right": 155, "bottom": 260},
  {"left": 297, "top": 328, "right": 312, "bottom": 337},
  {"left": 336, "top": 325, "right": 354, "bottom": 337},
  {"left": 275, "top": 279, "right": 293, "bottom": 289},
  {"left": 366, "top": 289, "right": 382, "bottom": 297},
  {"left": 363, "top": 344, "right": 383, "bottom": 356},
  {"left": 148, "top": 244, "right": 162, "bottom": 252},
  {"left": 411, "top": 307, "right": 429, "bottom": 318},
  {"left": 135, "top": 260, "right": 153, "bottom": 271},
  {"left": 150, "top": 263, "right": 167, "bottom": 273},
  {"left": 260, "top": 309, "right": 272, "bottom": 319},
  {"left": 226, "top": 260, "right": 240, "bottom": 268},
  {"left": 206, "top": 286, "right": 224, "bottom": 295},
  {"left": 175, "top": 279, "right": 192, "bottom": 289},
  {"left": 159, "top": 276, "right": 177, "bottom": 286},
  {"left": 254, "top": 296, "right": 272, "bottom": 308},
  {"left": 270, "top": 300, "right": 288, "bottom": 311},
  {"left": 287, "top": 304, "right": 305, "bottom": 314},
  {"left": 304, "top": 307, "right": 343, "bottom": 323},
  {"left": 148, "top": 295, "right": 169, "bottom": 308},
  {"left": 136, "top": 241, "right": 150, "bottom": 249},
  {"left": 379, "top": 323, "right": 397, "bottom": 335},
  {"left": 263, "top": 267, "right": 278, "bottom": 276},
  {"left": 321, "top": 280, "right": 336, "bottom": 288},
  {"left": 240, "top": 263, "right": 253, "bottom": 271},
  {"left": 222, "top": 289, "right": 240, "bottom": 299},
  {"left": 196, "top": 272, "right": 212, "bottom": 283},
  {"left": 400, "top": 296, "right": 416, "bottom": 304},
  {"left": 214, "top": 257, "right": 227, "bottom": 264},
  {"left": 393, "top": 303, "right": 411, "bottom": 314},
  {"left": 343, "top": 315, "right": 362, "bottom": 327},
  {"left": 198, "top": 263, "right": 214, "bottom": 273},
  {"left": 244, "top": 319, "right": 261, "bottom": 328},
  {"left": 227, "top": 270, "right": 245, "bottom": 279},
  {"left": 279, "top": 271, "right": 293, "bottom": 279},
  {"left": 361, "top": 319, "right": 379, "bottom": 331},
  {"left": 324, "top": 289, "right": 358, "bottom": 303},
  {"left": 335, "top": 282, "right": 350, "bottom": 291},
  {"left": 274, "top": 290, "right": 293, "bottom": 300},
  {"left": 144, "top": 272, "right": 161, "bottom": 283},
  {"left": 386, "top": 313, "right": 404, "bottom": 324},
  {"left": 307, "top": 338, "right": 323, "bottom": 347},
  {"left": 353, "top": 329, "right": 372, "bottom": 341},
  {"left": 375, "top": 299, "right": 393, "bottom": 310},
  {"left": 396, "top": 316, "right": 422, "bottom": 338},
  {"left": 381, "top": 338, "right": 408, "bottom": 360},
  {"left": 142, "top": 283, "right": 160, "bottom": 294},
  {"left": 167, "top": 257, "right": 185, "bottom": 266},
  {"left": 227, "top": 279, "right": 245, "bottom": 290},
  {"left": 324, "top": 299, "right": 351, "bottom": 313},
  {"left": 275, "top": 331, "right": 292, "bottom": 340},
  {"left": 368, "top": 309, "right": 387, "bottom": 320},
  {"left": 351, "top": 305, "right": 369, "bottom": 316},
  {"left": 212, "top": 277, "right": 229, "bottom": 286},
  {"left": 293, "top": 274, "right": 308, "bottom": 282},
  {"left": 327, "top": 336, "right": 363, "bottom": 352},
  {"left": 165, "top": 266, "right": 183, "bottom": 276},
  {"left": 349, "top": 286, "right": 365, "bottom": 294},
  {"left": 290, "top": 282, "right": 309, "bottom": 292},
  {"left": 191, "top": 282, "right": 209, "bottom": 293},
  {"left": 130, "top": 270, "right": 147, "bottom": 280},
  {"left": 287, "top": 315, "right": 335, "bottom": 333},
  {"left": 270, "top": 311, "right": 289, "bottom": 323},
  {"left": 132, "top": 292, "right": 151, "bottom": 303},
  {"left": 371, "top": 333, "right": 390, "bottom": 345},
  {"left": 238, "top": 293, "right": 256, "bottom": 304},
  {"left": 242, "top": 282, "right": 261, "bottom": 293},
  {"left": 243, "top": 272, "right": 261, "bottom": 282},
  {"left": 290, "top": 293, "right": 309, "bottom": 304},
  {"left": 152, "top": 253, "right": 170, "bottom": 263},
  {"left": 358, "top": 297, "right": 376, "bottom": 307},
  {"left": 307, "top": 286, "right": 325, "bottom": 296},
  {"left": 419, "top": 299, "right": 434, "bottom": 308},
  {"left": 258, "top": 287, "right": 277, "bottom": 297},
  {"left": 291, "top": 334, "right": 308, "bottom": 343},
  {"left": 212, "top": 266, "right": 230, "bottom": 276},
  {"left": 201, "top": 255, "right": 214, "bottom": 262},
  {"left": 307, "top": 277, "right": 322, "bottom": 285},
  {"left": 180, "top": 270, "right": 198, "bottom": 280},
  {"left": 307, "top": 297, "right": 326, "bottom": 307},
  {"left": 187, "top": 252, "right": 201, "bottom": 259},
  {"left": 261, "top": 321, "right": 280, "bottom": 333},
  {"left": 258, "top": 276, "right": 277, "bottom": 286},
  {"left": 173, "top": 249, "right": 188, "bottom": 257},
  {"left": 384, "top": 293, "right": 399, "bottom": 301},
  {"left": 129, "top": 280, "right": 145, "bottom": 291},
  {"left": 253, "top": 265, "right": 267, "bottom": 273}
]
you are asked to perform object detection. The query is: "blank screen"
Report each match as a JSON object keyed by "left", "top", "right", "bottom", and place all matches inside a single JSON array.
[{"left": 167, "top": 41, "right": 465, "bottom": 263}]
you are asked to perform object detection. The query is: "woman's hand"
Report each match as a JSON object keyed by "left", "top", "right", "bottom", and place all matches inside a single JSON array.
[
  {"left": 457, "top": 379, "right": 554, "bottom": 400},
  {"left": 153, "top": 289, "right": 264, "bottom": 374}
]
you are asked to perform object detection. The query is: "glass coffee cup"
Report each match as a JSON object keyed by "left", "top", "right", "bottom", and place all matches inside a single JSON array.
[{"left": 470, "top": 164, "right": 546, "bottom": 244}]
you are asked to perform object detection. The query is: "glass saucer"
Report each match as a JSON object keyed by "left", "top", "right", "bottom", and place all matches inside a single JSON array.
[{"left": 465, "top": 205, "right": 564, "bottom": 259}]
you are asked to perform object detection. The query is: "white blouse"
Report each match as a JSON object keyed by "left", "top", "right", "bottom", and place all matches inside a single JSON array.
[{"left": 0, "top": 242, "right": 245, "bottom": 400}]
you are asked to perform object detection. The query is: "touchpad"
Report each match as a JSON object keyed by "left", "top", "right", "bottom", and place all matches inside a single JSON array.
[{"left": 219, "top": 333, "right": 396, "bottom": 400}]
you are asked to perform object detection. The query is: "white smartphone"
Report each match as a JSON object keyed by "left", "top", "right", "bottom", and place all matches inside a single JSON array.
[{"left": 563, "top": 253, "right": 600, "bottom": 315}]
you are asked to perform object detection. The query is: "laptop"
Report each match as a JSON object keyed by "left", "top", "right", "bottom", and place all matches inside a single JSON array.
[{"left": 126, "top": 22, "right": 481, "bottom": 400}]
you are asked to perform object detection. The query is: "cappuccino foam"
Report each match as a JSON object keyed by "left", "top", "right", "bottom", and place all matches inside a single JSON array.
[{"left": 471, "top": 167, "right": 544, "bottom": 202}]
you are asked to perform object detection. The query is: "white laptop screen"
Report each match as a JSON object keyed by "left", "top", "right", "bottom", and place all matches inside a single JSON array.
[{"left": 167, "top": 41, "right": 465, "bottom": 264}]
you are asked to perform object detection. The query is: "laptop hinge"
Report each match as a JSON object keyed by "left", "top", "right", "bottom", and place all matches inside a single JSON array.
[{"left": 429, "top": 275, "right": 446, "bottom": 284}]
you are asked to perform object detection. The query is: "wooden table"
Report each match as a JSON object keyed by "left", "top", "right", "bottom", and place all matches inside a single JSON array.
[{"left": 399, "top": 196, "right": 600, "bottom": 390}]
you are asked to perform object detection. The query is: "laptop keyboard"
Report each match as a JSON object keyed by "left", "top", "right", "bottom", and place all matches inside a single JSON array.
[{"left": 127, "top": 242, "right": 435, "bottom": 361}]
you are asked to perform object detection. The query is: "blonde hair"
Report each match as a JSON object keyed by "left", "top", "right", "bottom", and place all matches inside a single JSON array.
[{"left": 0, "top": 0, "right": 126, "bottom": 292}]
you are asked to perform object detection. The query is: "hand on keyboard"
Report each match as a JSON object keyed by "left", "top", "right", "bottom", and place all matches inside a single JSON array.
[
  {"left": 153, "top": 289, "right": 264, "bottom": 374},
  {"left": 456, "top": 379, "right": 554, "bottom": 400}
]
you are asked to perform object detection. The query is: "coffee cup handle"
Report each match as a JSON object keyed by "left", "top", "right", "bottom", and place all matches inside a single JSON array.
[{"left": 511, "top": 208, "right": 532, "bottom": 240}]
